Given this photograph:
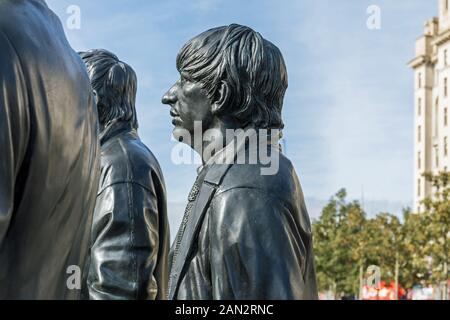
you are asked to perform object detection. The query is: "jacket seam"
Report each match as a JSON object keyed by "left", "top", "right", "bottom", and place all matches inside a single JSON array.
[
  {"left": 215, "top": 185, "right": 293, "bottom": 208},
  {"left": 97, "top": 181, "right": 153, "bottom": 196},
  {"left": 118, "top": 138, "right": 138, "bottom": 299}
]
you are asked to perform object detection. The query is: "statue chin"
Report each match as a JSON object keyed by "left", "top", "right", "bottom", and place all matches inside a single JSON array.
[{"left": 172, "top": 126, "right": 188, "bottom": 143}]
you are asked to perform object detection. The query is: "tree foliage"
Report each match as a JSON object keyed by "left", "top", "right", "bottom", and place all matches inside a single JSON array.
[
  {"left": 422, "top": 172, "right": 450, "bottom": 284},
  {"left": 313, "top": 177, "right": 450, "bottom": 298}
]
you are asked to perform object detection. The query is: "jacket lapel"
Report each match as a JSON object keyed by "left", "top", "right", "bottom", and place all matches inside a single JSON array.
[{"left": 169, "top": 163, "right": 232, "bottom": 299}]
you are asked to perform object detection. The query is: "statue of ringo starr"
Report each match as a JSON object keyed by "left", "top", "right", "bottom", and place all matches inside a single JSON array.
[
  {"left": 162, "top": 24, "right": 318, "bottom": 300},
  {"left": 80, "top": 49, "right": 170, "bottom": 300}
]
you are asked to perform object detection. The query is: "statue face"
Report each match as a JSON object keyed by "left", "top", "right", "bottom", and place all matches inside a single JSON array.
[{"left": 162, "top": 74, "right": 213, "bottom": 138}]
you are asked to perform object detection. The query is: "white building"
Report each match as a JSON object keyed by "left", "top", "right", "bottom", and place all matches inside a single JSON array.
[{"left": 409, "top": 0, "right": 450, "bottom": 212}]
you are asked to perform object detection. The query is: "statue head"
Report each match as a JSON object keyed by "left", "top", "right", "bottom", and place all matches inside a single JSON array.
[
  {"left": 80, "top": 49, "right": 138, "bottom": 131},
  {"left": 162, "top": 24, "right": 288, "bottom": 139}
]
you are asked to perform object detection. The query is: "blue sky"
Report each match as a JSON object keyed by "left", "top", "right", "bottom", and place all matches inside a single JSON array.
[{"left": 46, "top": 0, "right": 436, "bottom": 233}]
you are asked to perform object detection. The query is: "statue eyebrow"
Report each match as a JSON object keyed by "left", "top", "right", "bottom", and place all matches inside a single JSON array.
[{"left": 180, "top": 71, "right": 194, "bottom": 81}]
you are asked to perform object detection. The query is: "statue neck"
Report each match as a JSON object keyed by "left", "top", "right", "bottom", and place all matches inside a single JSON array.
[{"left": 196, "top": 116, "right": 240, "bottom": 165}]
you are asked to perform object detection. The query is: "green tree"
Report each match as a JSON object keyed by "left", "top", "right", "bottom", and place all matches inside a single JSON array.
[
  {"left": 369, "top": 214, "right": 401, "bottom": 280},
  {"left": 399, "top": 208, "right": 429, "bottom": 289},
  {"left": 313, "top": 190, "right": 431, "bottom": 299},
  {"left": 422, "top": 172, "right": 450, "bottom": 290},
  {"left": 313, "top": 189, "right": 342, "bottom": 295},
  {"left": 313, "top": 189, "right": 367, "bottom": 298}
]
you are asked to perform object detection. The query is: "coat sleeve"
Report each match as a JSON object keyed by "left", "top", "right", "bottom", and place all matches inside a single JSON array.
[
  {"left": 0, "top": 30, "right": 29, "bottom": 245},
  {"left": 208, "top": 187, "right": 316, "bottom": 300},
  {"left": 87, "top": 182, "right": 160, "bottom": 300}
]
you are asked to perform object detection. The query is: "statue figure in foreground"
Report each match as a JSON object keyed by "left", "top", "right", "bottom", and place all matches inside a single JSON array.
[
  {"left": 162, "top": 24, "right": 318, "bottom": 300},
  {"left": 0, "top": 0, "right": 99, "bottom": 299},
  {"left": 80, "top": 49, "right": 170, "bottom": 300}
]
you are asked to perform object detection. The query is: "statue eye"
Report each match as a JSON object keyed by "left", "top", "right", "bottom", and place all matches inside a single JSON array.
[{"left": 180, "top": 72, "right": 192, "bottom": 85}]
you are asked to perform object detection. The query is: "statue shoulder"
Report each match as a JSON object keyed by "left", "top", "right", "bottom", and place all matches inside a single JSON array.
[
  {"left": 99, "top": 135, "right": 164, "bottom": 191},
  {"left": 217, "top": 153, "right": 297, "bottom": 196}
]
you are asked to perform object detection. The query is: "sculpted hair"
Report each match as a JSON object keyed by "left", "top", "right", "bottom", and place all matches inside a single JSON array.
[
  {"left": 176, "top": 24, "right": 288, "bottom": 129},
  {"left": 79, "top": 49, "right": 138, "bottom": 129}
]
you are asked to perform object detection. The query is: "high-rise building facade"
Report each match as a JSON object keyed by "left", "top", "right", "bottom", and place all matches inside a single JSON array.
[{"left": 409, "top": 0, "right": 450, "bottom": 212}]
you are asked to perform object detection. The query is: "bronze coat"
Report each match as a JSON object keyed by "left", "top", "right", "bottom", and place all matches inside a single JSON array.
[
  {"left": 169, "top": 132, "right": 318, "bottom": 300},
  {"left": 86, "top": 121, "right": 170, "bottom": 300},
  {"left": 0, "top": 0, "right": 100, "bottom": 299}
]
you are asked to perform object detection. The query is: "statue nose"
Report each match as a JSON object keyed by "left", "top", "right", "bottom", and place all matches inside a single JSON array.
[{"left": 162, "top": 87, "right": 177, "bottom": 105}]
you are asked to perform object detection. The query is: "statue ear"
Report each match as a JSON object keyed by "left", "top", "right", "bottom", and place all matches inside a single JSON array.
[
  {"left": 211, "top": 81, "right": 230, "bottom": 115},
  {"left": 92, "top": 89, "right": 99, "bottom": 106}
]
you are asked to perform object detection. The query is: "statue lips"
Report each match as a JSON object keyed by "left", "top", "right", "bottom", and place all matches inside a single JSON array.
[{"left": 170, "top": 109, "right": 183, "bottom": 125}]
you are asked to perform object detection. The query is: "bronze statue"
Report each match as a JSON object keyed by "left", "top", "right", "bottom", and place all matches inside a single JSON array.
[
  {"left": 0, "top": 0, "right": 100, "bottom": 299},
  {"left": 80, "top": 49, "right": 170, "bottom": 300},
  {"left": 162, "top": 24, "right": 318, "bottom": 299}
]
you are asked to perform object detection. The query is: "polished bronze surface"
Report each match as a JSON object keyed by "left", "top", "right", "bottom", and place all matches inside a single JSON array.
[
  {"left": 0, "top": 0, "right": 100, "bottom": 299},
  {"left": 80, "top": 50, "right": 170, "bottom": 300}
]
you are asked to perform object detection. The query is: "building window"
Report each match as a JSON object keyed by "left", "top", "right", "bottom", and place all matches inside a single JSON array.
[
  {"left": 447, "top": 0, "right": 449, "bottom": 11},
  {"left": 418, "top": 98, "right": 422, "bottom": 116},
  {"left": 418, "top": 178, "right": 421, "bottom": 197},
  {"left": 418, "top": 125, "right": 421, "bottom": 142},
  {"left": 418, "top": 73, "right": 422, "bottom": 89},
  {"left": 445, "top": 78, "right": 448, "bottom": 97},
  {"left": 446, "top": 107, "right": 448, "bottom": 126},
  {"left": 436, "top": 98, "right": 440, "bottom": 136},
  {"left": 418, "top": 151, "right": 421, "bottom": 169},
  {"left": 436, "top": 148, "right": 440, "bottom": 167},
  {"left": 445, "top": 137, "right": 448, "bottom": 156},
  {"left": 446, "top": 49, "right": 448, "bottom": 66}
]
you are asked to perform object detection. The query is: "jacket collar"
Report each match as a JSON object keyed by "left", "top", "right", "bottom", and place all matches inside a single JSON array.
[
  {"left": 196, "top": 126, "right": 281, "bottom": 177},
  {"left": 99, "top": 120, "right": 136, "bottom": 146}
]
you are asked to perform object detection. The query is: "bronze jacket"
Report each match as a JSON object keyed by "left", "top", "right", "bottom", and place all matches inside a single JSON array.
[
  {"left": 169, "top": 131, "right": 318, "bottom": 300},
  {"left": 0, "top": 0, "right": 100, "bottom": 299},
  {"left": 86, "top": 121, "right": 170, "bottom": 300}
]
